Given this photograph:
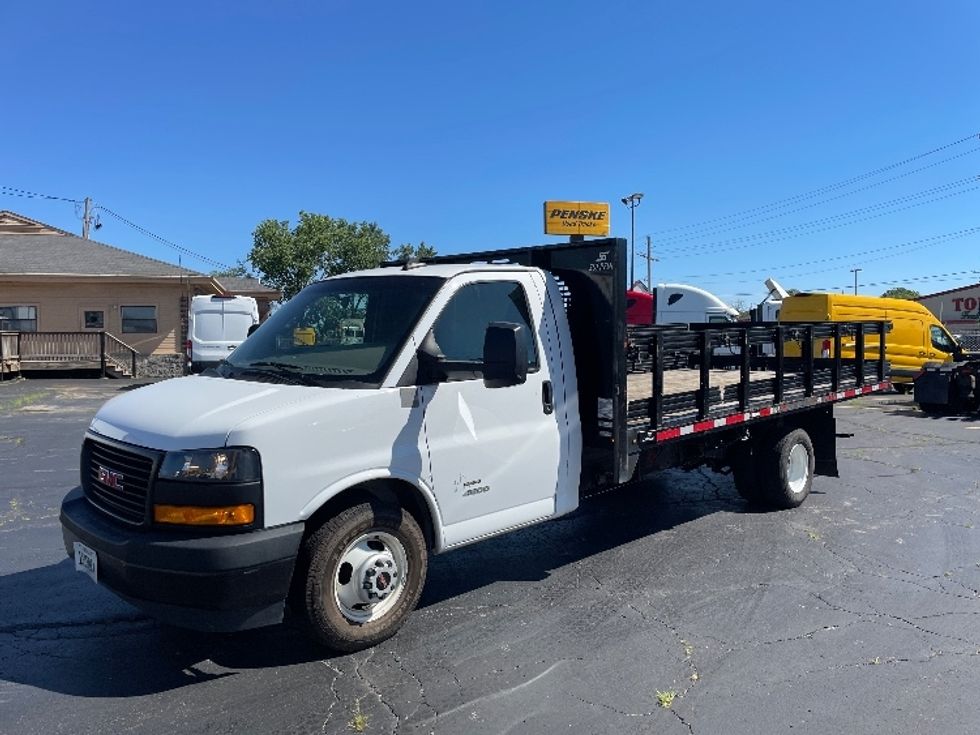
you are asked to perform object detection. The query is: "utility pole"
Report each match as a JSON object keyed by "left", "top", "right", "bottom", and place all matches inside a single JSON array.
[
  {"left": 850, "top": 268, "right": 862, "bottom": 295},
  {"left": 646, "top": 234, "right": 652, "bottom": 289},
  {"left": 82, "top": 197, "right": 93, "bottom": 239}
]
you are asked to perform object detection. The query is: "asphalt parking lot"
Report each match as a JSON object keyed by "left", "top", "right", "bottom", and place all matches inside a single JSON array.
[{"left": 1, "top": 378, "right": 979, "bottom": 734}]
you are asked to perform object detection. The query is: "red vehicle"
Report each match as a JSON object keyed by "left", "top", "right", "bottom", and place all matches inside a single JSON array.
[{"left": 626, "top": 289, "right": 654, "bottom": 325}]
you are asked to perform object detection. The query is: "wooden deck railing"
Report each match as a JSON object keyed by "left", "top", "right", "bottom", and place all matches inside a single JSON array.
[
  {"left": 105, "top": 332, "right": 139, "bottom": 376},
  {"left": 0, "top": 332, "right": 19, "bottom": 380},
  {"left": 0, "top": 331, "right": 140, "bottom": 377}
]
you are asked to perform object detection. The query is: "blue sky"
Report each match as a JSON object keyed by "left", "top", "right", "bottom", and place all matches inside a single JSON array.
[{"left": 2, "top": 1, "right": 978, "bottom": 307}]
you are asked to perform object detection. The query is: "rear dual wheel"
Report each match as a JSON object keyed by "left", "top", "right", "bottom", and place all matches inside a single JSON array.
[
  {"left": 732, "top": 428, "right": 814, "bottom": 509},
  {"left": 764, "top": 429, "right": 814, "bottom": 509}
]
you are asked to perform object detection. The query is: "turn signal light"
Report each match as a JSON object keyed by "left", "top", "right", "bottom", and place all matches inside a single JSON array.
[{"left": 153, "top": 504, "right": 255, "bottom": 526}]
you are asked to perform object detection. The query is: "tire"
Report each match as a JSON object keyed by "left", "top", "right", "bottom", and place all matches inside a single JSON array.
[
  {"left": 731, "top": 447, "right": 767, "bottom": 505},
  {"left": 762, "top": 428, "right": 815, "bottom": 509},
  {"left": 892, "top": 383, "right": 911, "bottom": 394},
  {"left": 299, "top": 502, "right": 427, "bottom": 652}
]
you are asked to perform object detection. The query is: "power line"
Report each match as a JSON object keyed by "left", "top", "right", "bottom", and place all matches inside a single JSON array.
[
  {"left": 1, "top": 183, "right": 236, "bottom": 271},
  {"left": 655, "top": 146, "right": 980, "bottom": 246},
  {"left": 96, "top": 206, "right": 235, "bottom": 271},
  {"left": 657, "top": 175, "right": 980, "bottom": 259},
  {"left": 0, "top": 185, "right": 81, "bottom": 203},
  {"left": 680, "top": 226, "right": 980, "bottom": 280},
  {"left": 805, "top": 270, "right": 980, "bottom": 294},
  {"left": 651, "top": 131, "right": 980, "bottom": 236}
]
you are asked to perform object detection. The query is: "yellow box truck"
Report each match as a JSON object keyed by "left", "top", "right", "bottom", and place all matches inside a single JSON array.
[{"left": 780, "top": 293, "right": 964, "bottom": 389}]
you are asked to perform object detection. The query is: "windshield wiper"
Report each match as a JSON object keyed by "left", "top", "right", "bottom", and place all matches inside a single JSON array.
[
  {"left": 228, "top": 361, "right": 318, "bottom": 386},
  {"left": 247, "top": 360, "right": 307, "bottom": 371}
]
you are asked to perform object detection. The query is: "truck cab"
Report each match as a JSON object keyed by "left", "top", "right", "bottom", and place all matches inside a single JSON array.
[{"left": 62, "top": 258, "right": 586, "bottom": 650}]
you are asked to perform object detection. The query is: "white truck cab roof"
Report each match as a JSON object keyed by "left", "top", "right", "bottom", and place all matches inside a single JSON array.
[{"left": 332, "top": 262, "right": 539, "bottom": 281}]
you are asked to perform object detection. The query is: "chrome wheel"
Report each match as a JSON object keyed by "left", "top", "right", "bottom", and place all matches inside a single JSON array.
[
  {"left": 786, "top": 442, "right": 810, "bottom": 495},
  {"left": 333, "top": 531, "right": 408, "bottom": 624}
]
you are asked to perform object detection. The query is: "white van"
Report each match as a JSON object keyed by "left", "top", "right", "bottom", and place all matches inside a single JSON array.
[{"left": 186, "top": 295, "right": 260, "bottom": 373}]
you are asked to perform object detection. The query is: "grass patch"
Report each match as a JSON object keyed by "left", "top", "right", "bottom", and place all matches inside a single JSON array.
[
  {"left": 656, "top": 690, "right": 677, "bottom": 708},
  {"left": 347, "top": 699, "right": 369, "bottom": 732},
  {"left": 0, "top": 391, "right": 48, "bottom": 412}
]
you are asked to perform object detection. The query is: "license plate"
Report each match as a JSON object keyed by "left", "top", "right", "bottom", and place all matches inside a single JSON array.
[{"left": 74, "top": 541, "right": 98, "bottom": 583}]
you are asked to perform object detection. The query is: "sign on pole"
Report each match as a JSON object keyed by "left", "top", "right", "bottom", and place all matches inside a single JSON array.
[{"left": 543, "top": 201, "right": 610, "bottom": 237}]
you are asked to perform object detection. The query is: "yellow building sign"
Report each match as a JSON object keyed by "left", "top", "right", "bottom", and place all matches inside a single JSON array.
[{"left": 543, "top": 201, "right": 610, "bottom": 236}]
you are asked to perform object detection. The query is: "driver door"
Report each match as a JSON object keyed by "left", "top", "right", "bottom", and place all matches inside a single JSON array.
[{"left": 417, "top": 274, "right": 560, "bottom": 545}]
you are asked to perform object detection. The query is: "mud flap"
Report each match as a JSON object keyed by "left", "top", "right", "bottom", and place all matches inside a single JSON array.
[{"left": 808, "top": 406, "right": 839, "bottom": 478}]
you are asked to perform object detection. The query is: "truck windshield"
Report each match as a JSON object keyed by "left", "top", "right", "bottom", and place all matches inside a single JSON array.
[{"left": 219, "top": 275, "right": 444, "bottom": 387}]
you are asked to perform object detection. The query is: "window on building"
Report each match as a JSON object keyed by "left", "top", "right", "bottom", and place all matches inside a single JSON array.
[
  {"left": 83, "top": 310, "right": 105, "bottom": 329},
  {"left": 121, "top": 305, "right": 157, "bottom": 333},
  {"left": 0, "top": 306, "right": 37, "bottom": 332},
  {"left": 431, "top": 282, "right": 539, "bottom": 371}
]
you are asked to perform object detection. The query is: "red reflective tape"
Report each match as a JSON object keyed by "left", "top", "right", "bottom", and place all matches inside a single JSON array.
[
  {"left": 658, "top": 427, "right": 681, "bottom": 441},
  {"left": 759, "top": 407, "right": 772, "bottom": 417},
  {"left": 726, "top": 414, "right": 745, "bottom": 425},
  {"left": 694, "top": 420, "right": 715, "bottom": 433}
]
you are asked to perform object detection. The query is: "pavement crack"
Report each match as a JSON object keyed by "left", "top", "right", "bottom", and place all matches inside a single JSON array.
[
  {"left": 390, "top": 650, "right": 437, "bottom": 724},
  {"left": 319, "top": 661, "right": 343, "bottom": 733},
  {"left": 352, "top": 648, "right": 399, "bottom": 732},
  {"left": 811, "top": 592, "right": 980, "bottom": 647},
  {"left": 672, "top": 709, "right": 696, "bottom": 734}
]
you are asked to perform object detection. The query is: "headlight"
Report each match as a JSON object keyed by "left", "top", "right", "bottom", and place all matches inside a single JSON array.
[{"left": 158, "top": 447, "right": 261, "bottom": 482}]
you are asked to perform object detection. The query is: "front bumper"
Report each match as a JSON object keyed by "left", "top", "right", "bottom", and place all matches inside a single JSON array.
[{"left": 60, "top": 486, "right": 304, "bottom": 632}]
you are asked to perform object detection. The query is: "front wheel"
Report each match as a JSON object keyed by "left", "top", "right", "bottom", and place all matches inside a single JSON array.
[
  {"left": 299, "top": 503, "right": 427, "bottom": 652},
  {"left": 763, "top": 428, "right": 815, "bottom": 509}
]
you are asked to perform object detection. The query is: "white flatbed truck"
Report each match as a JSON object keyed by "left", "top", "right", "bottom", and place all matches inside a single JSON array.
[{"left": 60, "top": 238, "right": 889, "bottom": 651}]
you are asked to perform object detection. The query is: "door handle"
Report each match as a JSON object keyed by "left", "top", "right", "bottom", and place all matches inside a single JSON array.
[{"left": 542, "top": 380, "right": 554, "bottom": 415}]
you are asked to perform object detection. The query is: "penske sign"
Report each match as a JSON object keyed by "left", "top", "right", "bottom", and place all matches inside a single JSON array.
[{"left": 544, "top": 201, "right": 610, "bottom": 236}]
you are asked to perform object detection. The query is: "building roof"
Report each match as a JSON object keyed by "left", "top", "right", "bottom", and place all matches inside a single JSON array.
[
  {"left": 0, "top": 210, "right": 75, "bottom": 236},
  {"left": 917, "top": 282, "right": 980, "bottom": 300},
  {"left": 0, "top": 210, "right": 208, "bottom": 278},
  {"left": 214, "top": 275, "right": 281, "bottom": 298}
]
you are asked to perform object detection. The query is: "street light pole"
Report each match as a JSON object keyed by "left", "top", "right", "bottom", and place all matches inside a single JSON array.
[
  {"left": 850, "top": 268, "right": 862, "bottom": 295},
  {"left": 621, "top": 193, "right": 643, "bottom": 287}
]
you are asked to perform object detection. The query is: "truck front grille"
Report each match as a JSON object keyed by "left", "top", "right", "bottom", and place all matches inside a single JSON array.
[{"left": 82, "top": 437, "right": 160, "bottom": 526}]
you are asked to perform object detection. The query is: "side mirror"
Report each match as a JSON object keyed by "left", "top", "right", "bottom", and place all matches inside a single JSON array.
[
  {"left": 483, "top": 322, "right": 528, "bottom": 388},
  {"left": 416, "top": 331, "right": 446, "bottom": 385}
]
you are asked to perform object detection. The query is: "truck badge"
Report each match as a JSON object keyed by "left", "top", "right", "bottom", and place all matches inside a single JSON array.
[{"left": 97, "top": 465, "right": 124, "bottom": 490}]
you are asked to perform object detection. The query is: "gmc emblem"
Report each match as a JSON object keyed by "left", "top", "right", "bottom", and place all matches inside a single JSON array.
[{"left": 97, "top": 465, "right": 124, "bottom": 490}]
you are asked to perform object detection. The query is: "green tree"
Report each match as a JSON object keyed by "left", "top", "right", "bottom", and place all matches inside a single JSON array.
[
  {"left": 880, "top": 287, "right": 921, "bottom": 300},
  {"left": 392, "top": 241, "right": 437, "bottom": 261},
  {"left": 247, "top": 212, "right": 391, "bottom": 300},
  {"left": 210, "top": 262, "right": 251, "bottom": 278}
]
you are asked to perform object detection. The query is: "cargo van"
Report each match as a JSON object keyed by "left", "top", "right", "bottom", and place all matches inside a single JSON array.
[
  {"left": 780, "top": 293, "right": 962, "bottom": 388},
  {"left": 187, "top": 295, "right": 260, "bottom": 373}
]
